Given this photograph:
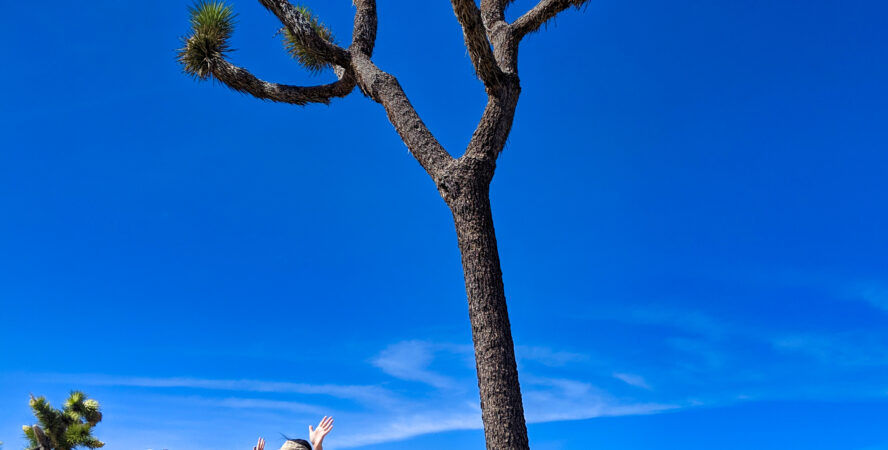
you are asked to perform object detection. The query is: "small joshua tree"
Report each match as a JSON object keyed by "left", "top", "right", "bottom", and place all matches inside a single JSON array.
[
  {"left": 178, "top": 1, "right": 590, "bottom": 448},
  {"left": 22, "top": 392, "right": 104, "bottom": 450}
]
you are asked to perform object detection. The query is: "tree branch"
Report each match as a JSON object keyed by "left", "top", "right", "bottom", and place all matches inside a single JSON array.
[
  {"left": 462, "top": 81, "right": 520, "bottom": 164},
  {"left": 350, "top": 53, "right": 455, "bottom": 181},
  {"left": 478, "top": 0, "right": 515, "bottom": 58},
  {"left": 350, "top": 0, "right": 377, "bottom": 56},
  {"left": 450, "top": 0, "right": 504, "bottom": 89},
  {"left": 512, "top": 0, "right": 590, "bottom": 40},
  {"left": 210, "top": 57, "right": 355, "bottom": 105},
  {"left": 257, "top": 0, "right": 351, "bottom": 67},
  {"left": 479, "top": 0, "right": 509, "bottom": 27}
]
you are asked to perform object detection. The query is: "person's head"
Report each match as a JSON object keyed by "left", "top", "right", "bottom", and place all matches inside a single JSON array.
[{"left": 279, "top": 438, "right": 312, "bottom": 450}]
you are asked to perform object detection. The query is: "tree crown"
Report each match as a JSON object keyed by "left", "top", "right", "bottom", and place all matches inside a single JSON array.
[{"left": 23, "top": 391, "right": 105, "bottom": 450}]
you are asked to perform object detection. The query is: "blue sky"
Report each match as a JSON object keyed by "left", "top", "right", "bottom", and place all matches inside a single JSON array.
[{"left": 1, "top": 0, "right": 887, "bottom": 448}]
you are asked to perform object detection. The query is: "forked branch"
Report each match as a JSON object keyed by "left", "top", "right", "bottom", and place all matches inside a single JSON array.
[
  {"left": 351, "top": 1, "right": 455, "bottom": 180},
  {"left": 451, "top": 0, "right": 504, "bottom": 89},
  {"left": 178, "top": 0, "right": 354, "bottom": 105},
  {"left": 179, "top": 0, "right": 451, "bottom": 178},
  {"left": 479, "top": 0, "right": 512, "bottom": 27},
  {"left": 257, "top": 0, "right": 351, "bottom": 67}
]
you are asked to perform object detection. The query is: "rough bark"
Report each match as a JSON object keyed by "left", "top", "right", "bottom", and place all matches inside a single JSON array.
[
  {"left": 513, "top": 0, "right": 591, "bottom": 40},
  {"left": 210, "top": 58, "right": 354, "bottom": 105},
  {"left": 441, "top": 159, "right": 528, "bottom": 450},
  {"left": 450, "top": 0, "right": 504, "bottom": 90},
  {"left": 350, "top": 52, "right": 455, "bottom": 182},
  {"left": 350, "top": 0, "right": 377, "bottom": 56}
]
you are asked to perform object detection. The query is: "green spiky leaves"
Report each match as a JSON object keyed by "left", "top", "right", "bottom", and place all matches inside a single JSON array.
[
  {"left": 23, "top": 392, "right": 105, "bottom": 450},
  {"left": 178, "top": 0, "right": 237, "bottom": 79},
  {"left": 281, "top": 6, "right": 336, "bottom": 73}
]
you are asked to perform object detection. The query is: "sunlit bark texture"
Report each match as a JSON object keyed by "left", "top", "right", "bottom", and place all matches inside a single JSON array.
[{"left": 178, "top": 1, "right": 590, "bottom": 448}]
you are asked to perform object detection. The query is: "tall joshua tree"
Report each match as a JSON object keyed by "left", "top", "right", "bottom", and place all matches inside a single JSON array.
[
  {"left": 22, "top": 392, "right": 104, "bottom": 450},
  {"left": 178, "top": 1, "right": 589, "bottom": 448}
]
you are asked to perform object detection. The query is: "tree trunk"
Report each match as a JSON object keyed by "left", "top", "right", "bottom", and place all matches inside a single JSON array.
[
  {"left": 180, "top": 1, "right": 592, "bottom": 446},
  {"left": 446, "top": 175, "right": 529, "bottom": 450}
]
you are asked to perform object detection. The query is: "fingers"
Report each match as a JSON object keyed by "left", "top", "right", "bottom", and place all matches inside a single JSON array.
[
  {"left": 254, "top": 437, "right": 265, "bottom": 450},
  {"left": 319, "top": 416, "right": 334, "bottom": 436}
]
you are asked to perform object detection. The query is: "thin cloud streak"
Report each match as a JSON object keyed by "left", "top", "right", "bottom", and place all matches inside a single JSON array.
[
  {"left": 613, "top": 372, "right": 652, "bottom": 390},
  {"left": 335, "top": 412, "right": 483, "bottom": 448},
  {"left": 335, "top": 394, "right": 676, "bottom": 448},
  {"left": 516, "top": 345, "right": 590, "bottom": 367},
  {"left": 30, "top": 364, "right": 681, "bottom": 449},
  {"left": 772, "top": 333, "right": 888, "bottom": 367},
  {"left": 42, "top": 373, "right": 399, "bottom": 406},
  {"left": 214, "top": 397, "right": 327, "bottom": 415}
]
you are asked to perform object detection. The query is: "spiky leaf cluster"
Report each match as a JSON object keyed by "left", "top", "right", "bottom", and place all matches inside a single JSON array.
[
  {"left": 281, "top": 6, "right": 336, "bottom": 73},
  {"left": 178, "top": 0, "right": 236, "bottom": 79},
  {"left": 23, "top": 392, "right": 105, "bottom": 450}
]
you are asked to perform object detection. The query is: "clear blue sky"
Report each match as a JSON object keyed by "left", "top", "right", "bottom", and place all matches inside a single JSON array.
[{"left": 2, "top": 0, "right": 887, "bottom": 449}]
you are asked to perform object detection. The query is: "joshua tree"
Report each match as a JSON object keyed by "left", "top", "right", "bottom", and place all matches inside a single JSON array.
[
  {"left": 22, "top": 392, "right": 104, "bottom": 450},
  {"left": 178, "top": 1, "right": 589, "bottom": 448}
]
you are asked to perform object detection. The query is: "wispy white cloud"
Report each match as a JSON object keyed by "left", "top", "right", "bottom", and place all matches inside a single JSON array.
[
  {"left": 335, "top": 374, "right": 675, "bottom": 448},
  {"left": 212, "top": 397, "right": 326, "bottom": 415},
  {"left": 612, "top": 372, "right": 652, "bottom": 390},
  {"left": 617, "top": 307, "right": 737, "bottom": 339},
  {"left": 46, "top": 373, "right": 399, "bottom": 407},
  {"left": 772, "top": 332, "right": 888, "bottom": 367},
  {"left": 526, "top": 400, "right": 676, "bottom": 424},
  {"left": 521, "top": 376, "right": 675, "bottom": 423},
  {"left": 113, "top": 393, "right": 329, "bottom": 417},
  {"left": 516, "top": 345, "right": 590, "bottom": 367},
  {"left": 335, "top": 410, "right": 482, "bottom": 448},
  {"left": 371, "top": 340, "right": 461, "bottom": 389},
  {"left": 524, "top": 375, "right": 598, "bottom": 397},
  {"left": 31, "top": 341, "right": 684, "bottom": 449},
  {"left": 857, "top": 285, "right": 888, "bottom": 312},
  {"left": 334, "top": 396, "right": 673, "bottom": 448}
]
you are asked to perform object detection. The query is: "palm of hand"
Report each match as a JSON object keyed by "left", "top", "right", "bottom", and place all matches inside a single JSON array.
[{"left": 309, "top": 416, "right": 334, "bottom": 447}]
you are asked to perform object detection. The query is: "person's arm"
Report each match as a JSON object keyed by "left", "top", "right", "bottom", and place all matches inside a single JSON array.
[{"left": 309, "top": 416, "right": 334, "bottom": 450}]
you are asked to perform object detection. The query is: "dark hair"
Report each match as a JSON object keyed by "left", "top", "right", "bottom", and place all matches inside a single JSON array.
[{"left": 286, "top": 438, "right": 312, "bottom": 450}]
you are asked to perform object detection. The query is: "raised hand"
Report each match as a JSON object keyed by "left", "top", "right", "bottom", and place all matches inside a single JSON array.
[
  {"left": 253, "top": 437, "right": 265, "bottom": 450},
  {"left": 308, "top": 416, "right": 334, "bottom": 450}
]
